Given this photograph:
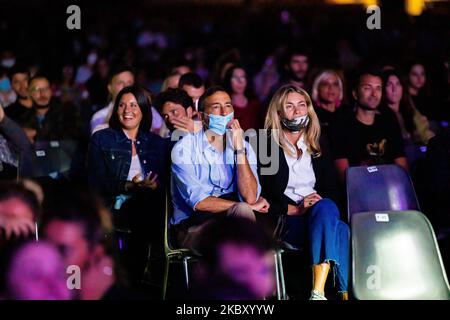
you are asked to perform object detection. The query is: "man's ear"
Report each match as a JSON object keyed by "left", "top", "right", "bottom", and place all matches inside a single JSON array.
[
  {"left": 352, "top": 89, "right": 358, "bottom": 101},
  {"left": 107, "top": 83, "right": 113, "bottom": 96}
]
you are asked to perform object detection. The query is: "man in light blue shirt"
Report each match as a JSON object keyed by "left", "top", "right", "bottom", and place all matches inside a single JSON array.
[{"left": 171, "top": 86, "right": 270, "bottom": 249}]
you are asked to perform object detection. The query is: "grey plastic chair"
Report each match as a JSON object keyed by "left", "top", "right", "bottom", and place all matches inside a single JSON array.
[
  {"left": 352, "top": 210, "right": 450, "bottom": 300},
  {"left": 347, "top": 164, "right": 420, "bottom": 222}
]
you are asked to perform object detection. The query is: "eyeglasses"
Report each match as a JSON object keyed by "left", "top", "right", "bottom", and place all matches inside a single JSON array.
[{"left": 30, "top": 87, "right": 50, "bottom": 94}]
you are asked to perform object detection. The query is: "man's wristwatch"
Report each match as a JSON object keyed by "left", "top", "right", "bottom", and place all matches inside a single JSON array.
[{"left": 235, "top": 148, "right": 247, "bottom": 155}]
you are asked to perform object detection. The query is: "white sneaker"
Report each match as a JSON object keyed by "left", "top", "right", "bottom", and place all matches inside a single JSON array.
[{"left": 309, "top": 290, "right": 327, "bottom": 300}]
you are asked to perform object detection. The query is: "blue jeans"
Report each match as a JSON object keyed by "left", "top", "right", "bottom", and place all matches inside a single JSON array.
[{"left": 283, "top": 198, "right": 350, "bottom": 292}]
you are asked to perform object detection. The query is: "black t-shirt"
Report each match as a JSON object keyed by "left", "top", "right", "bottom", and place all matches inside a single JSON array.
[
  {"left": 331, "top": 110, "right": 405, "bottom": 166},
  {"left": 4, "top": 100, "right": 31, "bottom": 122}
]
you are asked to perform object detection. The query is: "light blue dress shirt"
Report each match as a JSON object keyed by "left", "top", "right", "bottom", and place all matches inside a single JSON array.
[{"left": 170, "top": 129, "right": 261, "bottom": 225}]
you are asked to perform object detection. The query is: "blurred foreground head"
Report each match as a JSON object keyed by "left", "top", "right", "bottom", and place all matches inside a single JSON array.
[
  {"left": 5, "top": 241, "right": 70, "bottom": 300},
  {"left": 194, "top": 217, "right": 276, "bottom": 300}
]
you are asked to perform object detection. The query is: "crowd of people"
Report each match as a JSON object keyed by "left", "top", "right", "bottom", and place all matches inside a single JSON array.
[{"left": 0, "top": 2, "right": 449, "bottom": 301}]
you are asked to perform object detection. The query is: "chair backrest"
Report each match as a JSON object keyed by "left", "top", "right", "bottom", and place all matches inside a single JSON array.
[
  {"left": 352, "top": 210, "right": 450, "bottom": 300},
  {"left": 346, "top": 164, "right": 420, "bottom": 222},
  {"left": 19, "top": 140, "right": 78, "bottom": 178}
]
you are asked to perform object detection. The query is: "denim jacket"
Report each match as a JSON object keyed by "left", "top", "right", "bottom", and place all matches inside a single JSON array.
[{"left": 88, "top": 127, "right": 168, "bottom": 207}]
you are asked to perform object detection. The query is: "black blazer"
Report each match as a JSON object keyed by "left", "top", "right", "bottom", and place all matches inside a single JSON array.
[{"left": 257, "top": 130, "right": 341, "bottom": 219}]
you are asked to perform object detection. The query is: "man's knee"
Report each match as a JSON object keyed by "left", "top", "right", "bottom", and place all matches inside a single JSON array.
[{"left": 227, "top": 202, "right": 256, "bottom": 221}]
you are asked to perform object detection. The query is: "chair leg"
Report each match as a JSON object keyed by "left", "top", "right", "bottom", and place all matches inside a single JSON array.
[
  {"left": 162, "top": 257, "right": 170, "bottom": 300},
  {"left": 277, "top": 250, "right": 287, "bottom": 300},
  {"left": 274, "top": 251, "right": 281, "bottom": 300},
  {"left": 183, "top": 256, "right": 190, "bottom": 290}
]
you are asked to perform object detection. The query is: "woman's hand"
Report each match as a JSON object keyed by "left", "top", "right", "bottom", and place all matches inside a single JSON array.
[
  {"left": 249, "top": 196, "right": 270, "bottom": 213},
  {"left": 132, "top": 171, "right": 159, "bottom": 190},
  {"left": 288, "top": 192, "right": 322, "bottom": 216}
]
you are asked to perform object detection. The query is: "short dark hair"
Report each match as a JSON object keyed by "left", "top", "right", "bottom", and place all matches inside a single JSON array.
[
  {"left": 154, "top": 88, "right": 193, "bottom": 113},
  {"left": 197, "top": 217, "right": 274, "bottom": 272},
  {"left": 197, "top": 85, "right": 228, "bottom": 112},
  {"left": 109, "top": 85, "right": 153, "bottom": 132},
  {"left": 7, "top": 64, "right": 29, "bottom": 81},
  {"left": 178, "top": 72, "right": 204, "bottom": 89},
  {"left": 352, "top": 67, "right": 383, "bottom": 91},
  {"left": 0, "top": 181, "right": 40, "bottom": 220},
  {"left": 107, "top": 65, "right": 135, "bottom": 84},
  {"left": 29, "top": 74, "right": 49, "bottom": 85}
]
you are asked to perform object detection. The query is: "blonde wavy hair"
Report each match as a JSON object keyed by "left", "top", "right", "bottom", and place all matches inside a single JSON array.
[{"left": 264, "top": 84, "right": 321, "bottom": 157}]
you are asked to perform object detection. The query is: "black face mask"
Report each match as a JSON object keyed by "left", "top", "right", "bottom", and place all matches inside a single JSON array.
[{"left": 281, "top": 115, "right": 309, "bottom": 132}]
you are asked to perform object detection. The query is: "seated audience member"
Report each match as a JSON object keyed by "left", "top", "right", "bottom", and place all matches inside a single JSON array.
[
  {"left": 406, "top": 61, "right": 440, "bottom": 125},
  {"left": 90, "top": 66, "right": 134, "bottom": 134},
  {"left": 154, "top": 88, "right": 200, "bottom": 141},
  {"left": 311, "top": 70, "right": 344, "bottom": 141},
  {"left": 0, "top": 180, "right": 41, "bottom": 298},
  {"left": 5, "top": 64, "right": 33, "bottom": 122},
  {"left": 0, "top": 67, "right": 15, "bottom": 107},
  {"left": 87, "top": 85, "right": 167, "bottom": 286},
  {"left": 90, "top": 66, "right": 163, "bottom": 135},
  {"left": 258, "top": 84, "right": 349, "bottom": 300},
  {"left": 161, "top": 71, "right": 181, "bottom": 92},
  {"left": 178, "top": 72, "right": 205, "bottom": 111},
  {"left": 170, "top": 86, "right": 270, "bottom": 251},
  {"left": 0, "top": 181, "right": 39, "bottom": 242},
  {"left": 41, "top": 185, "right": 136, "bottom": 300},
  {"left": 2, "top": 241, "right": 71, "bottom": 300},
  {"left": 381, "top": 69, "right": 435, "bottom": 145},
  {"left": 221, "top": 64, "right": 262, "bottom": 131},
  {"left": 0, "top": 103, "right": 33, "bottom": 178},
  {"left": 21, "top": 75, "right": 84, "bottom": 143},
  {"left": 330, "top": 68, "right": 408, "bottom": 183},
  {"left": 192, "top": 217, "right": 276, "bottom": 300},
  {"left": 268, "top": 47, "right": 311, "bottom": 95}
]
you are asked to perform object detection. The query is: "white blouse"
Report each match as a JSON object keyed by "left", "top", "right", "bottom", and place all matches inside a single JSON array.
[
  {"left": 283, "top": 135, "right": 316, "bottom": 204},
  {"left": 127, "top": 154, "right": 143, "bottom": 181}
]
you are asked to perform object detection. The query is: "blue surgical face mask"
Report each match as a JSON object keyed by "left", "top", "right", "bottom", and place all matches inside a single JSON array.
[
  {"left": 208, "top": 112, "right": 234, "bottom": 135},
  {"left": 0, "top": 77, "right": 11, "bottom": 91}
]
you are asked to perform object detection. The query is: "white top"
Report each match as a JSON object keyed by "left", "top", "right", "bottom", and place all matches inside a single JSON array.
[
  {"left": 127, "top": 154, "right": 143, "bottom": 181},
  {"left": 283, "top": 135, "right": 316, "bottom": 204}
]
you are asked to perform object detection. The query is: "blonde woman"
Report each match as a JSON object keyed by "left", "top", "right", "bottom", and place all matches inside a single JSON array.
[
  {"left": 258, "top": 84, "right": 349, "bottom": 300},
  {"left": 311, "top": 70, "right": 344, "bottom": 133}
]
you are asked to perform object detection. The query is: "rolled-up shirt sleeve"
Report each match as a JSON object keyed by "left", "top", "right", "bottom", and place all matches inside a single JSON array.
[{"left": 171, "top": 142, "right": 212, "bottom": 210}]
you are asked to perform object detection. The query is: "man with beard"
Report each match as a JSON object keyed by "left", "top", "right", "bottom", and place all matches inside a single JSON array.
[
  {"left": 23, "top": 75, "right": 83, "bottom": 143},
  {"left": 270, "top": 47, "right": 311, "bottom": 94},
  {"left": 330, "top": 69, "right": 408, "bottom": 183},
  {"left": 261, "top": 47, "right": 311, "bottom": 124},
  {"left": 4, "top": 65, "right": 33, "bottom": 122}
]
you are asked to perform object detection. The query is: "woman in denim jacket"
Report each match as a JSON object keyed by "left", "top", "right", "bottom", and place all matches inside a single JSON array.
[{"left": 87, "top": 85, "right": 167, "bottom": 286}]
